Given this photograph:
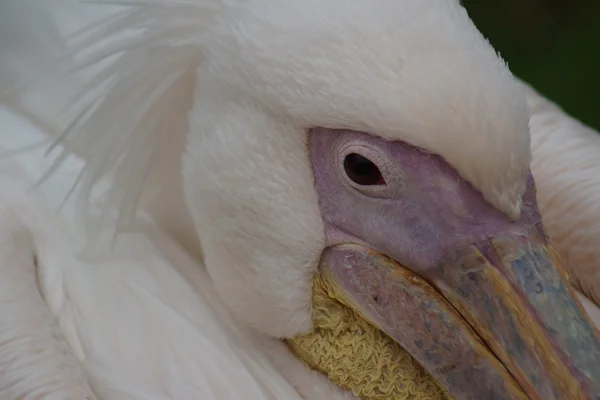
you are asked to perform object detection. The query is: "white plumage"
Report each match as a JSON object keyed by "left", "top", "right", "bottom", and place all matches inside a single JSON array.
[
  {"left": 1, "top": 1, "right": 600, "bottom": 399},
  {"left": 0, "top": 109, "right": 348, "bottom": 399}
]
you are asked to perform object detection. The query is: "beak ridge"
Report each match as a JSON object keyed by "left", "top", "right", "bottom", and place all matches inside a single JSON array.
[
  {"left": 311, "top": 233, "right": 600, "bottom": 400},
  {"left": 317, "top": 244, "right": 529, "bottom": 400}
]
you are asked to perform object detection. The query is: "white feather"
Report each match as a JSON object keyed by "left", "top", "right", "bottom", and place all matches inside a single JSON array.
[
  {"left": 523, "top": 81, "right": 600, "bottom": 307},
  {"left": 1, "top": 0, "right": 533, "bottom": 239},
  {"left": 0, "top": 108, "right": 354, "bottom": 399},
  {"left": 1, "top": 1, "right": 211, "bottom": 243}
]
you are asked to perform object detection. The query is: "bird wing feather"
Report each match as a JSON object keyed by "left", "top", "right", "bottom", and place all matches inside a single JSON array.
[
  {"left": 523, "top": 81, "right": 600, "bottom": 309},
  {"left": 0, "top": 110, "right": 314, "bottom": 400}
]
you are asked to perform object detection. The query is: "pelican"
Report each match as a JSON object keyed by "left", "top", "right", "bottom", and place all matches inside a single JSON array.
[{"left": 1, "top": 1, "right": 600, "bottom": 399}]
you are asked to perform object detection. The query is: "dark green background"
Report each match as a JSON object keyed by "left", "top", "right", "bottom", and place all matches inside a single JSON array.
[{"left": 464, "top": 0, "right": 599, "bottom": 130}]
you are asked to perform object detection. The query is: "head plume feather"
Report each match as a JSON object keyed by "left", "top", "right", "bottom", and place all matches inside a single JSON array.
[{"left": 1, "top": 0, "right": 228, "bottom": 241}]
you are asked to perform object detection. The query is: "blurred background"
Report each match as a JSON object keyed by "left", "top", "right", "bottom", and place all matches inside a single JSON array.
[{"left": 464, "top": 0, "right": 600, "bottom": 130}]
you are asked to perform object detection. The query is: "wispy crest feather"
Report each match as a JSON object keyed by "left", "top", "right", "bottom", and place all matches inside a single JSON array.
[{"left": 1, "top": 0, "right": 228, "bottom": 239}]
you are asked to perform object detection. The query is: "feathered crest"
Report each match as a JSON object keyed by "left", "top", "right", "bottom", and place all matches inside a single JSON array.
[{"left": 0, "top": 0, "right": 230, "bottom": 242}]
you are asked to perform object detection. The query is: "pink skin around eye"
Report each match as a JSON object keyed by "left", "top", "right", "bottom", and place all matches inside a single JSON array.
[
  {"left": 309, "top": 127, "right": 600, "bottom": 400},
  {"left": 309, "top": 126, "right": 543, "bottom": 274}
]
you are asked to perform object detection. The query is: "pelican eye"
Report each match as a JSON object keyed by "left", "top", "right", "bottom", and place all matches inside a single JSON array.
[{"left": 343, "top": 153, "right": 386, "bottom": 186}]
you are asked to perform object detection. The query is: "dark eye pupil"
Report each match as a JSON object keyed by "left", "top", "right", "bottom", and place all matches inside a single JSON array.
[{"left": 343, "top": 153, "right": 385, "bottom": 186}]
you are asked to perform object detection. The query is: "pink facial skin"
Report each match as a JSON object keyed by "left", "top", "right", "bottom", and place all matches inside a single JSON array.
[
  {"left": 308, "top": 127, "right": 600, "bottom": 400},
  {"left": 309, "top": 127, "right": 543, "bottom": 273}
]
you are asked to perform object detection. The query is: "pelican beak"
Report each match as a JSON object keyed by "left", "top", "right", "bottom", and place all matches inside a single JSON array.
[
  {"left": 318, "top": 229, "right": 600, "bottom": 400},
  {"left": 300, "top": 128, "right": 600, "bottom": 399}
]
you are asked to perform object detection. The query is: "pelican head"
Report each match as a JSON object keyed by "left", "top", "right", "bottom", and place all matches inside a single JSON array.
[
  {"left": 180, "top": 0, "right": 600, "bottom": 398},
  {"left": 6, "top": 0, "right": 600, "bottom": 398}
]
